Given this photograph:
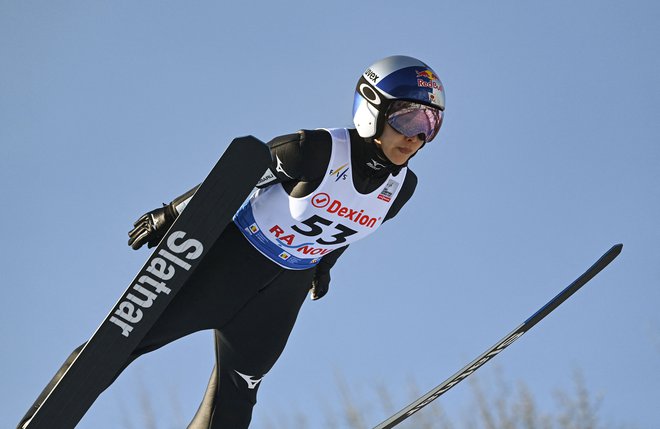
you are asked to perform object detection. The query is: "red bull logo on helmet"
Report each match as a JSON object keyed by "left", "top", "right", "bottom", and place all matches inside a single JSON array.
[
  {"left": 416, "top": 69, "right": 443, "bottom": 91},
  {"left": 416, "top": 69, "right": 439, "bottom": 81}
]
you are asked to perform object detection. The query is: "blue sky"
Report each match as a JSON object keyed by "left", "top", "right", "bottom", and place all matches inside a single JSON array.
[{"left": 1, "top": 1, "right": 658, "bottom": 428}]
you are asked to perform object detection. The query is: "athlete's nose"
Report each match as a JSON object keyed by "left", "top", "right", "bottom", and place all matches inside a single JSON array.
[{"left": 405, "top": 134, "right": 424, "bottom": 144}]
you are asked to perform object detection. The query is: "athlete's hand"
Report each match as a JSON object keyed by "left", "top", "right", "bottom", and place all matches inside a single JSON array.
[
  {"left": 127, "top": 204, "right": 177, "bottom": 250},
  {"left": 311, "top": 271, "right": 330, "bottom": 300}
]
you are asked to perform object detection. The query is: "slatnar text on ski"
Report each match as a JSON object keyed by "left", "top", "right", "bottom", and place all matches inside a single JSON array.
[{"left": 109, "top": 231, "right": 203, "bottom": 337}]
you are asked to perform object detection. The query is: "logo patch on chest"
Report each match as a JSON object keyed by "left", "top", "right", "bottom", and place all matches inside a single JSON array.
[{"left": 377, "top": 179, "right": 400, "bottom": 202}]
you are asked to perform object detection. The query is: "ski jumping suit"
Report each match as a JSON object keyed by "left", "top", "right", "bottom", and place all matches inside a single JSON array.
[{"left": 22, "top": 128, "right": 418, "bottom": 429}]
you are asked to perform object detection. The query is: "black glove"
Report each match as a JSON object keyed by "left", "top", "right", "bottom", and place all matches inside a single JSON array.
[
  {"left": 311, "top": 271, "right": 330, "bottom": 300},
  {"left": 127, "top": 204, "right": 178, "bottom": 250}
]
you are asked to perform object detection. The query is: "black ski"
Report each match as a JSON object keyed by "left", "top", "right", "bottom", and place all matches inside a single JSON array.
[
  {"left": 19, "top": 136, "right": 271, "bottom": 429},
  {"left": 373, "top": 243, "right": 623, "bottom": 429}
]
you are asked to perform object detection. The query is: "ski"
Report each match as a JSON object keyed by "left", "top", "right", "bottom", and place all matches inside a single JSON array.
[
  {"left": 372, "top": 243, "right": 623, "bottom": 429},
  {"left": 19, "top": 136, "right": 271, "bottom": 429}
]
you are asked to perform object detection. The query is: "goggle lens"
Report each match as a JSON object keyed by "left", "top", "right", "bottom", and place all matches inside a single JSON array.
[{"left": 386, "top": 101, "right": 443, "bottom": 142}]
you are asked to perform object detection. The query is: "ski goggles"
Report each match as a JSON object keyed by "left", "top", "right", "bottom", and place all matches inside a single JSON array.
[{"left": 386, "top": 101, "right": 443, "bottom": 142}]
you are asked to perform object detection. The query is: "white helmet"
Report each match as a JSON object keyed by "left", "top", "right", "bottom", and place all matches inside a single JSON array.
[{"left": 352, "top": 55, "right": 445, "bottom": 140}]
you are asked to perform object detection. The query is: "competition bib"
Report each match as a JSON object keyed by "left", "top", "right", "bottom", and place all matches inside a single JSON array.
[{"left": 234, "top": 128, "right": 406, "bottom": 269}]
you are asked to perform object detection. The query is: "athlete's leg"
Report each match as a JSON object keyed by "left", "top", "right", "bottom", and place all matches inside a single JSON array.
[
  {"left": 188, "top": 266, "right": 314, "bottom": 429},
  {"left": 187, "top": 358, "right": 219, "bottom": 429},
  {"left": 17, "top": 224, "right": 278, "bottom": 428},
  {"left": 132, "top": 223, "right": 283, "bottom": 355}
]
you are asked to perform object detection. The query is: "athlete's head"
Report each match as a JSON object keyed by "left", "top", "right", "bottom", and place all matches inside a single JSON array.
[{"left": 352, "top": 55, "right": 445, "bottom": 145}]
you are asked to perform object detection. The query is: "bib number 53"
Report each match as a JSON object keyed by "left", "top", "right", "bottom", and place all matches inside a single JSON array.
[{"left": 291, "top": 215, "right": 357, "bottom": 246}]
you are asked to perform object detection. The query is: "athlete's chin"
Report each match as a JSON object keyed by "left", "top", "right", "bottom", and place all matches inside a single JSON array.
[{"left": 389, "top": 151, "right": 412, "bottom": 165}]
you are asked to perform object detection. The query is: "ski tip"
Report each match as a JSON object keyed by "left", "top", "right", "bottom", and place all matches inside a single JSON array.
[
  {"left": 600, "top": 243, "right": 623, "bottom": 266},
  {"left": 610, "top": 243, "right": 623, "bottom": 256},
  {"left": 227, "top": 135, "right": 271, "bottom": 161},
  {"left": 231, "top": 135, "right": 266, "bottom": 146}
]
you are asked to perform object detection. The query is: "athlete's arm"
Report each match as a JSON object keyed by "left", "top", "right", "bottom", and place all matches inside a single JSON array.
[
  {"left": 257, "top": 130, "right": 332, "bottom": 192},
  {"left": 127, "top": 186, "right": 198, "bottom": 250},
  {"left": 256, "top": 132, "right": 305, "bottom": 188},
  {"left": 310, "top": 245, "right": 347, "bottom": 300}
]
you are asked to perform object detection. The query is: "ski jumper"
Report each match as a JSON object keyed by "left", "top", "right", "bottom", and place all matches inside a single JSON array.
[
  {"left": 22, "top": 128, "right": 418, "bottom": 429},
  {"left": 183, "top": 128, "right": 417, "bottom": 428}
]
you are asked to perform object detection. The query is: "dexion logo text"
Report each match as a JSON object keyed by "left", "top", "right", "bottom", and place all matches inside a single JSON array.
[
  {"left": 109, "top": 231, "right": 203, "bottom": 337},
  {"left": 312, "top": 193, "right": 379, "bottom": 228}
]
